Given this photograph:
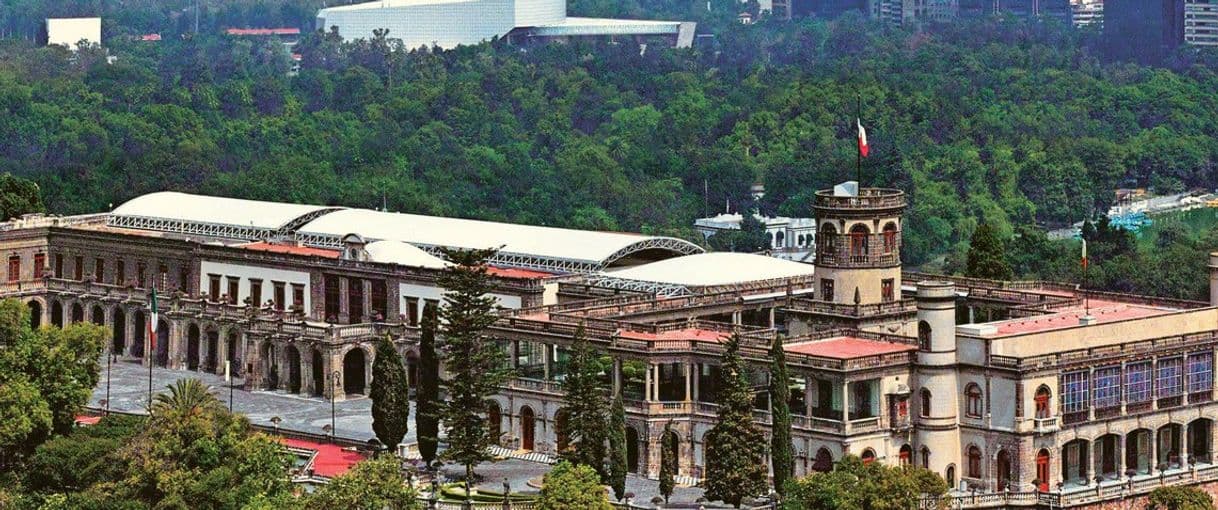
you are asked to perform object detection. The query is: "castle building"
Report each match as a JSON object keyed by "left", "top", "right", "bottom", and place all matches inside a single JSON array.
[{"left": 2, "top": 187, "right": 1218, "bottom": 507}]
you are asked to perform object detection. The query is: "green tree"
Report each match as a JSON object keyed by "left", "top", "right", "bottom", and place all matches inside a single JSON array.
[
  {"left": 149, "top": 378, "right": 224, "bottom": 418},
  {"left": 307, "top": 456, "right": 420, "bottom": 509},
  {"left": 0, "top": 173, "right": 44, "bottom": 221},
  {"left": 537, "top": 461, "right": 612, "bottom": 510},
  {"left": 1148, "top": 486, "right": 1215, "bottom": 510},
  {"left": 559, "top": 324, "right": 608, "bottom": 475},
  {"left": 769, "top": 335, "right": 794, "bottom": 496},
  {"left": 0, "top": 378, "right": 51, "bottom": 466},
  {"left": 783, "top": 456, "right": 946, "bottom": 510},
  {"left": 703, "top": 334, "right": 768, "bottom": 507},
  {"left": 415, "top": 304, "right": 440, "bottom": 465},
  {"left": 437, "top": 248, "right": 512, "bottom": 485},
  {"left": 659, "top": 421, "right": 676, "bottom": 505},
  {"left": 606, "top": 393, "right": 628, "bottom": 501},
  {"left": 370, "top": 334, "right": 410, "bottom": 452},
  {"left": 965, "top": 222, "right": 1013, "bottom": 280}
]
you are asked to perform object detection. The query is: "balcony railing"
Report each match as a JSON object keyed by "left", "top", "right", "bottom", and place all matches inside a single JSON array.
[
  {"left": 1033, "top": 416, "right": 1060, "bottom": 433},
  {"left": 813, "top": 188, "right": 906, "bottom": 210}
]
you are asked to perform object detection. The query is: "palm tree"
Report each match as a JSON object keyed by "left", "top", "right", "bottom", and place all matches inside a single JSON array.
[{"left": 151, "top": 378, "right": 223, "bottom": 418}]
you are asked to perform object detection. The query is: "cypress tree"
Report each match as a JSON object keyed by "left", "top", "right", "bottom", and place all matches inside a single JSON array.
[
  {"left": 370, "top": 334, "right": 410, "bottom": 452},
  {"left": 965, "top": 222, "right": 1013, "bottom": 280},
  {"left": 437, "top": 248, "right": 511, "bottom": 485},
  {"left": 703, "top": 334, "right": 767, "bottom": 508},
  {"left": 659, "top": 420, "right": 676, "bottom": 505},
  {"left": 559, "top": 324, "right": 608, "bottom": 475},
  {"left": 768, "top": 335, "right": 794, "bottom": 496},
  {"left": 415, "top": 303, "right": 440, "bottom": 465},
  {"left": 607, "top": 392, "right": 628, "bottom": 501}
]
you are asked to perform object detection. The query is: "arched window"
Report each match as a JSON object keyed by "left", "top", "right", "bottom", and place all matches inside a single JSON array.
[
  {"left": 849, "top": 224, "right": 870, "bottom": 260},
  {"left": 819, "top": 224, "right": 838, "bottom": 257},
  {"left": 882, "top": 222, "right": 898, "bottom": 254},
  {"left": 1035, "top": 385, "right": 1052, "bottom": 419},
  {"left": 921, "top": 446, "right": 931, "bottom": 468},
  {"left": 813, "top": 448, "right": 833, "bottom": 472},
  {"left": 918, "top": 321, "right": 931, "bottom": 351},
  {"left": 967, "top": 445, "right": 982, "bottom": 478},
  {"left": 775, "top": 231, "right": 785, "bottom": 248},
  {"left": 861, "top": 449, "right": 876, "bottom": 465},
  {"left": 965, "top": 384, "right": 983, "bottom": 418},
  {"left": 899, "top": 445, "right": 912, "bottom": 466},
  {"left": 797, "top": 234, "right": 805, "bottom": 246},
  {"left": 946, "top": 465, "right": 956, "bottom": 488},
  {"left": 920, "top": 389, "right": 932, "bottom": 418}
]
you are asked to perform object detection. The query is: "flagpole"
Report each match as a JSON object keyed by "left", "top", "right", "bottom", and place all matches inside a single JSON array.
[{"left": 856, "top": 93, "right": 862, "bottom": 187}]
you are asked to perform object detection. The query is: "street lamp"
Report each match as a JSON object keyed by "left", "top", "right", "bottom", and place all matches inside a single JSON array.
[
  {"left": 322, "top": 424, "right": 333, "bottom": 443},
  {"left": 331, "top": 370, "right": 341, "bottom": 442},
  {"left": 270, "top": 416, "right": 282, "bottom": 434},
  {"left": 104, "top": 344, "right": 112, "bottom": 415}
]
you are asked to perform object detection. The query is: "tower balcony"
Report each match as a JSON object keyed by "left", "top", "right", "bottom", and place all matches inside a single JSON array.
[
  {"left": 815, "top": 233, "right": 903, "bottom": 268},
  {"left": 813, "top": 188, "right": 907, "bottom": 216}
]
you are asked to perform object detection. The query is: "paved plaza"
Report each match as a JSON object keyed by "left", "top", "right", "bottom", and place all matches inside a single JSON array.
[{"left": 90, "top": 357, "right": 737, "bottom": 508}]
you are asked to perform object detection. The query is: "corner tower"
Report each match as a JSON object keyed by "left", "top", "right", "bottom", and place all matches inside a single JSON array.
[{"left": 813, "top": 182, "right": 906, "bottom": 305}]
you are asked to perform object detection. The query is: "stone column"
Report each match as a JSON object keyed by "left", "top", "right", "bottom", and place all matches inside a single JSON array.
[
  {"left": 1181, "top": 428, "right": 1190, "bottom": 467},
  {"left": 731, "top": 311, "right": 742, "bottom": 325},
  {"left": 215, "top": 333, "right": 228, "bottom": 376},
  {"left": 361, "top": 279, "right": 373, "bottom": 322},
  {"left": 842, "top": 380, "right": 851, "bottom": 434},
  {"left": 1118, "top": 434, "right": 1127, "bottom": 479},
  {"left": 684, "top": 363, "right": 692, "bottom": 402},
  {"left": 301, "top": 352, "right": 315, "bottom": 396},
  {"left": 612, "top": 358, "right": 622, "bottom": 395},
  {"left": 654, "top": 364, "right": 662, "bottom": 402},
  {"left": 278, "top": 343, "right": 291, "bottom": 391},
  {"left": 385, "top": 278, "right": 400, "bottom": 321},
  {"left": 168, "top": 321, "right": 184, "bottom": 370},
  {"left": 805, "top": 376, "right": 814, "bottom": 418},
  {"left": 692, "top": 363, "right": 700, "bottom": 402},
  {"left": 543, "top": 344, "right": 551, "bottom": 381},
  {"left": 1150, "top": 433, "right": 1158, "bottom": 473},
  {"left": 645, "top": 363, "right": 653, "bottom": 401},
  {"left": 768, "top": 308, "right": 776, "bottom": 329},
  {"left": 338, "top": 277, "right": 350, "bottom": 324},
  {"left": 511, "top": 341, "right": 520, "bottom": 369}
]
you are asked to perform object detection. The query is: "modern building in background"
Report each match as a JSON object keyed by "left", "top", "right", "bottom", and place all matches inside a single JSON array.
[
  {"left": 45, "top": 17, "right": 101, "bottom": 49},
  {"left": 1070, "top": 0, "right": 1104, "bottom": 26},
  {"left": 1104, "top": 0, "right": 1184, "bottom": 63},
  {"left": 315, "top": 0, "right": 696, "bottom": 50},
  {"left": 1184, "top": 0, "right": 1218, "bottom": 45}
]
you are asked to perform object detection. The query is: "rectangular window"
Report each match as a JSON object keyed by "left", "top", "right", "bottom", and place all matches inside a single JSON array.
[
  {"left": 405, "top": 298, "right": 419, "bottom": 327},
  {"left": 227, "top": 277, "right": 239, "bottom": 305},
  {"left": 291, "top": 283, "right": 305, "bottom": 311},
  {"left": 136, "top": 263, "right": 146, "bottom": 288},
  {"left": 158, "top": 264, "right": 168, "bottom": 291},
  {"left": 1157, "top": 357, "right": 1184, "bottom": 398},
  {"left": 1126, "top": 362, "right": 1152, "bottom": 403},
  {"left": 116, "top": 260, "right": 125, "bottom": 285},
  {"left": 1060, "top": 371, "right": 1089, "bottom": 414},
  {"left": 33, "top": 253, "right": 44, "bottom": 279},
  {"left": 249, "top": 279, "right": 262, "bottom": 307},
  {"left": 1187, "top": 352, "right": 1213, "bottom": 394},
  {"left": 179, "top": 267, "right": 190, "bottom": 293},
  {"left": 821, "top": 278, "right": 834, "bottom": 302},
  {"left": 73, "top": 256, "right": 83, "bottom": 280},
  {"left": 881, "top": 278, "right": 895, "bottom": 302},
  {"left": 1092, "top": 365, "right": 1121, "bottom": 409},
  {"left": 7, "top": 255, "right": 19, "bottom": 282},
  {"left": 95, "top": 258, "right": 104, "bottom": 283},
  {"left": 54, "top": 254, "right": 63, "bottom": 278},
  {"left": 273, "top": 282, "right": 285, "bottom": 311},
  {"left": 208, "top": 274, "right": 221, "bottom": 299}
]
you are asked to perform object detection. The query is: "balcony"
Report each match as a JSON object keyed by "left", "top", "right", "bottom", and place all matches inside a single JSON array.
[
  {"left": 1033, "top": 416, "right": 1060, "bottom": 433},
  {"left": 813, "top": 188, "right": 907, "bottom": 212}
]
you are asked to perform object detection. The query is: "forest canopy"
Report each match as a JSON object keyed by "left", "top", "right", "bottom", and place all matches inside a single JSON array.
[{"left": 1, "top": 8, "right": 1218, "bottom": 270}]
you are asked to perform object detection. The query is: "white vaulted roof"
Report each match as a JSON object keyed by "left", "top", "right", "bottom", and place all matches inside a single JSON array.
[
  {"left": 588, "top": 252, "right": 814, "bottom": 295},
  {"left": 107, "top": 192, "right": 702, "bottom": 274},
  {"left": 365, "top": 240, "right": 449, "bottom": 270}
]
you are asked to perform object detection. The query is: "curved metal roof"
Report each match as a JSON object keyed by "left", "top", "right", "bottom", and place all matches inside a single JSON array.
[
  {"left": 107, "top": 192, "right": 702, "bottom": 274},
  {"left": 365, "top": 240, "right": 449, "bottom": 270},
  {"left": 296, "top": 208, "right": 703, "bottom": 273},
  {"left": 590, "top": 252, "right": 815, "bottom": 295}
]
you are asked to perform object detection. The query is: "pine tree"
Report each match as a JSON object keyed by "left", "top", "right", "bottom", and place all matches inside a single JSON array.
[
  {"left": 768, "top": 335, "right": 794, "bottom": 497},
  {"left": 659, "top": 420, "right": 676, "bottom": 505},
  {"left": 559, "top": 324, "right": 608, "bottom": 475},
  {"left": 703, "top": 334, "right": 768, "bottom": 508},
  {"left": 965, "top": 222, "right": 1013, "bottom": 280},
  {"left": 370, "top": 334, "right": 410, "bottom": 452},
  {"left": 437, "top": 247, "right": 511, "bottom": 484},
  {"left": 607, "top": 392, "right": 628, "bottom": 501},
  {"left": 415, "top": 303, "right": 440, "bottom": 465}
]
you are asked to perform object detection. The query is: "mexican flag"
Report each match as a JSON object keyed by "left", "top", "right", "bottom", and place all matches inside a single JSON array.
[
  {"left": 1081, "top": 239, "right": 1088, "bottom": 270},
  {"left": 147, "top": 288, "right": 159, "bottom": 355},
  {"left": 857, "top": 118, "right": 870, "bottom": 158}
]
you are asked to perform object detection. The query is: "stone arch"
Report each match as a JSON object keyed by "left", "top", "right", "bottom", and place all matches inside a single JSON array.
[
  {"left": 882, "top": 221, "right": 899, "bottom": 253},
  {"left": 70, "top": 302, "right": 83, "bottom": 323},
  {"left": 112, "top": 307, "right": 126, "bottom": 355},
  {"left": 967, "top": 444, "right": 983, "bottom": 479},
  {"left": 920, "top": 388, "right": 932, "bottom": 418},
  {"left": 155, "top": 319, "right": 170, "bottom": 367},
  {"left": 1158, "top": 423, "right": 1184, "bottom": 468},
  {"left": 520, "top": 406, "right": 536, "bottom": 451},
  {"left": 555, "top": 408, "right": 570, "bottom": 453},
  {"left": 917, "top": 320, "right": 931, "bottom": 350},
  {"left": 227, "top": 331, "right": 241, "bottom": 376},
  {"left": 131, "top": 310, "right": 145, "bottom": 358},
  {"left": 187, "top": 323, "right": 201, "bottom": 371},
  {"left": 945, "top": 465, "right": 957, "bottom": 489},
  {"left": 964, "top": 383, "right": 983, "bottom": 418},
  {"left": 487, "top": 401, "right": 502, "bottom": 445},
  {"left": 813, "top": 447, "right": 833, "bottom": 472},
  {"left": 27, "top": 299, "right": 41, "bottom": 330},
  {"left": 90, "top": 304, "right": 104, "bottom": 325},
  {"left": 1126, "top": 429, "right": 1152, "bottom": 475},
  {"left": 625, "top": 426, "right": 640, "bottom": 473},
  {"left": 899, "top": 444, "right": 913, "bottom": 466},
  {"left": 1034, "top": 385, "right": 1052, "bottom": 419},
  {"left": 848, "top": 223, "right": 870, "bottom": 259},
  {"left": 1095, "top": 433, "right": 1121, "bottom": 480},
  {"left": 996, "top": 449, "right": 1011, "bottom": 490},
  {"left": 261, "top": 341, "right": 279, "bottom": 390},
  {"left": 204, "top": 326, "right": 219, "bottom": 373},
  {"left": 342, "top": 347, "right": 367, "bottom": 396},
  {"left": 775, "top": 230, "right": 785, "bottom": 248},
  {"left": 1190, "top": 418, "right": 1213, "bottom": 464},
  {"left": 311, "top": 348, "right": 325, "bottom": 397},
  {"left": 285, "top": 344, "right": 302, "bottom": 393},
  {"left": 861, "top": 448, "right": 877, "bottom": 465},
  {"left": 50, "top": 300, "right": 63, "bottom": 328}
]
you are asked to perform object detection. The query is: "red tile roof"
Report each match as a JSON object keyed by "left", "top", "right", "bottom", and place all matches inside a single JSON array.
[
  {"left": 616, "top": 328, "right": 729, "bottom": 344},
  {"left": 989, "top": 302, "right": 1170, "bottom": 336},
  {"left": 486, "top": 266, "right": 553, "bottom": 279},
  {"left": 280, "top": 438, "right": 367, "bottom": 478},
  {"left": 783, "top": 337, "right": 916, "bottom": 359},
  {"left": 74, "top": 415, "right": 101, "bottom": 426},
  {"left": 139, "top": 34, "right": 162, "bottom": 41},
  {"left": 238, "top": 242, "right": 340, "bottom": 259},
  {"left": 225, "top": 28, "right": 301, "bottom": 36}
]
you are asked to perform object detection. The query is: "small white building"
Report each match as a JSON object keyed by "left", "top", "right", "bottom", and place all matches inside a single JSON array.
[
  {"left": 46, "top": 17, "right": 101, "bottom": 49},
  {"left": 694, "top": 212, "right": 816, "bottom": 262}
]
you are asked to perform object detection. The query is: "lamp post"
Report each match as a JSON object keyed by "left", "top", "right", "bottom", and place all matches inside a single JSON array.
[
  {"left": 270, "top": 416, "right": 282, "bottom": 434},
  {"left": 322, "top": 424, "right": 333, "bottom": 443},
  {"left": 331, "top": 370, "right": 341, "bottom": 442},
  {"left": 104, "top": 344, "right": 112, "bottom": 415}
]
